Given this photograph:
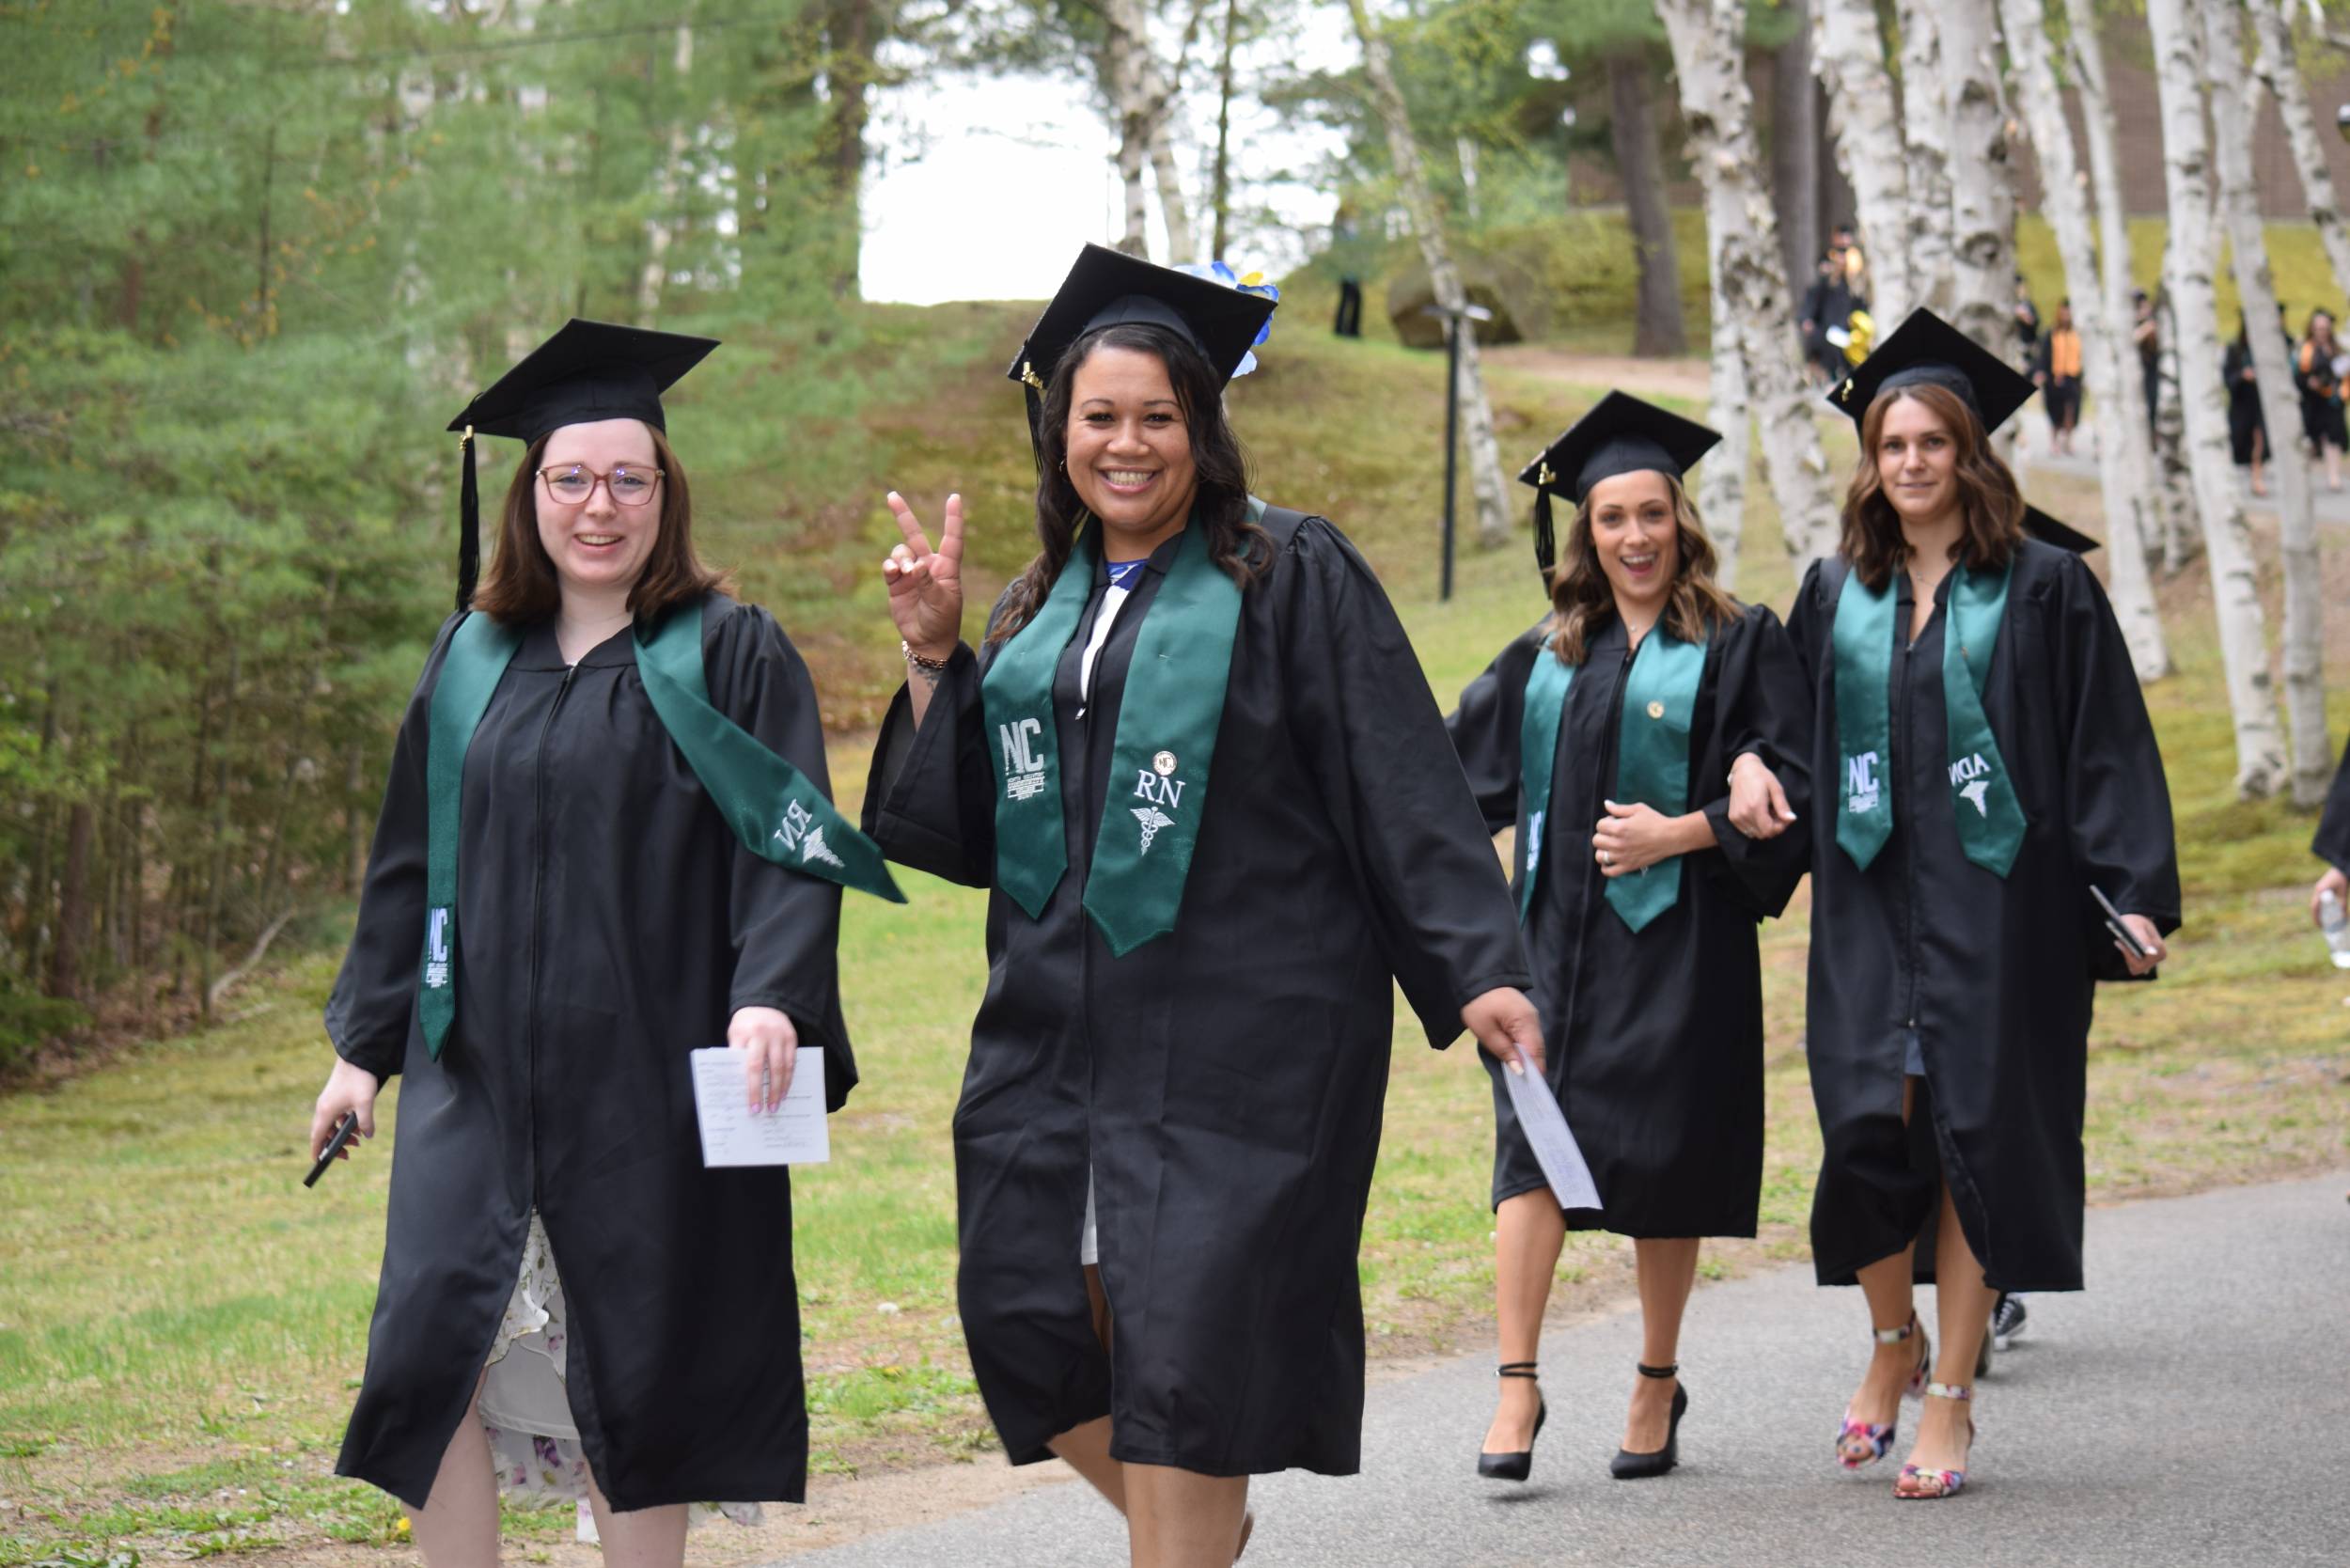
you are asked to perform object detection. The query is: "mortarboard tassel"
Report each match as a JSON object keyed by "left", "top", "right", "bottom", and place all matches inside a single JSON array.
[
  {"left": 456, "top": 425, "right": 479, "bottom": 613},
  {"left": 1533, "top": 487, "right": 1556, "bottom": 586},
  {"left": 1022, "top": 381, "right": 1045, "bottom": 470}
]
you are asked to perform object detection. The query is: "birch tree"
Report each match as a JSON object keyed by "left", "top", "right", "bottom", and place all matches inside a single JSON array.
[
  {"left": 1894, "top": 0, "right": 1955, "bottom": 314},
  {"left": 1658, "top": 0, "right": 1841, "bottom": 564},
  {"left": 2249, "top": 0, "right": 2350, "bottom": 302},
  {"left": 1344, "top": 0, "right": 1511, "bottom": 550},
  {"left": 1941, "top": 0, "right": 2017, "bottom": 355},
  {"left": 2144, "top": 0, "right": 2286, "bottom": 798},
  {"left": 1997, "top": 0, "right": 2169, "bottom": 677},
  {"left": 1700, "top": 245, "right": 1752, "bottom": 588},
  {"left": 635, "top": 21, "right": 695, "bottom": 322},
  {"left": 1810, "top": 0, "right": 1915, "bottom": 324},
  {"left": 2208, "top": 0, "right": 2328, "bottom": 806}
]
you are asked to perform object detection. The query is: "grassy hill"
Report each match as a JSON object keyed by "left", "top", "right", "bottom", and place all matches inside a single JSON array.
[{"left": 3, "top": 297, "right": 2347, "bottom": 1566}]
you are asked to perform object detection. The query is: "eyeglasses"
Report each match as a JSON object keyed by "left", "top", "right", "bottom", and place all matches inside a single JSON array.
[{"left": 537, "top": 463, "right": 662, "bottom": 506}]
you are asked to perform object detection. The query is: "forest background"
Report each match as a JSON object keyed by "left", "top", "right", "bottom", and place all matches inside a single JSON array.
[{"left": 3, "top": 0, "right": 2348, "bottom": 1562}]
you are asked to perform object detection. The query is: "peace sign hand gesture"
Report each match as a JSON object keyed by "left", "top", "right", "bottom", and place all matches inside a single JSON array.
[{"left": 883, "top": 491, "right": 966, "bottom": 661}]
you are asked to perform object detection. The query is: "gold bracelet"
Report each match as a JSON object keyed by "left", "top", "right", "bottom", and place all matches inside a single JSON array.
[{"left": 901, "top": 640, "right": 951, "bottom": 672}]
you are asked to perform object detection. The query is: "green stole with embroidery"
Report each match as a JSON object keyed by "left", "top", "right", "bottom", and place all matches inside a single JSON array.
[
  {"left": 979, "top": 508, "right": 1246, "bottom": 956},
  {"left": 417, "top": 602, "right": 901, "bottom": 1060},
  {"left": 1517, "top": 626, "right": 1708, "bottom": 932},
  {"left": 1830, "top": 559, "right": 2026, "bottom": 877}
]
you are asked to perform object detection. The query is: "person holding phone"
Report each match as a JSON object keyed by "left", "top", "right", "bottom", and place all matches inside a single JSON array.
[
  {"left": 1794, "top": 312, "right": 2181, "bottom": 1500},
  {"left": 308, "top": 322, "right": 887, "bottom": 1562},
  {"left": 865, "top": 246, "right": 1542, "bottom": 1568},
  {"left": 1445, "top": 394, "right": 1812, "bottom": 1483}
]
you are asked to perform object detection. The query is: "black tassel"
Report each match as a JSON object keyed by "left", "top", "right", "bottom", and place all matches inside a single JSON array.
[
  {"left": 1023, "top": 383, "right": 1045, "bottom": 470},
  {"left": 455, "top": 425, "right": 479, "bottom": 613},
  {"left": 1533, "top": 488, "right": 1555, "bottom": 584}
]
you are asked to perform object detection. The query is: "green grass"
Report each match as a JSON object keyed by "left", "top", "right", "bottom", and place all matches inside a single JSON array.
[{"left": 5, "top": 278, "right": 2348, "bottom": 1560}]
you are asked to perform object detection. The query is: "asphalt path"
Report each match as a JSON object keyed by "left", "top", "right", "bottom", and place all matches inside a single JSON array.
[{"left": 772, "top": 1173, "right": 2348, "bottom": 1567}]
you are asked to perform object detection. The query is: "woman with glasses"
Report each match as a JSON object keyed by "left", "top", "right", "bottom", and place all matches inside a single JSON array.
[{"left": 309, "top": 321, "right": 896, "bottom": 1564}]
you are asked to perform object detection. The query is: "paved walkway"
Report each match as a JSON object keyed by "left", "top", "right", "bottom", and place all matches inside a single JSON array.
[{"left": 771, "top": 1173, "right": 2348, "bottom": 1567}]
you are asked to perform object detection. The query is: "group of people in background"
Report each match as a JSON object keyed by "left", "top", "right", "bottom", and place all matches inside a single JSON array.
[{"left": 307, "top": 244, "right": 2240, "bottom": 1568}]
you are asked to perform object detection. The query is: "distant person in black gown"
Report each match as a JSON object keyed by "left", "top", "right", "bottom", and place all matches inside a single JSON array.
[
  {"left": 1448, "top": 393, "right": 1810, "bottom": 1485},
  {"left": 2225, "top": 315, "right": 2270, "bottom": 496}
]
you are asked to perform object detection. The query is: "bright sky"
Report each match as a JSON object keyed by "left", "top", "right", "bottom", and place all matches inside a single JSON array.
[{"left": 858, "top": 14, "right": 1357, "bottom": 306}]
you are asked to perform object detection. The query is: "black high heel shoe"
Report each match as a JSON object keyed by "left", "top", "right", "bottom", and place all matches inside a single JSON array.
[
  {"left": 1476, "top": 1361, "right": 1546, "bottom": 1482},
  {"left": 1608, "top": 1361, "right": 1688, "bottom": 1480}
]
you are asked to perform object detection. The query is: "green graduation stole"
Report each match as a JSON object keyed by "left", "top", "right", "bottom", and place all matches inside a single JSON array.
[
  {"left": 1830, "top": 560, "right": 2026, "bottom": 878},
  {"left": 1516, "top": 628, "right": 1707, "bottom": 933},
  {"left": 979, "top": 510, "right": 1245, "bottom": 956},
  {"left": 418, "top": 603, "right": 901, "bottom": 1060}
]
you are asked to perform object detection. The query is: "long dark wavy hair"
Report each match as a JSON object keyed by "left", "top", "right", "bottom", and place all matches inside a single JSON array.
[
  {"left": 1840, "top": 384, "right": 2025, "bottom": 592},
  {"left": 985, "top": 321, "right": 1270, "bottom": 646},
  {"left": 1543, "top": 473, "right": 1739, "bottom": 665}
]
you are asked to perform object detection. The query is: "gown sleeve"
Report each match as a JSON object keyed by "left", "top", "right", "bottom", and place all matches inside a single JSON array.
[
  {"left": 1277, "top": 519, "right": 1531, "bottom": 1047},
  {"left": 2046, "top": 551, "right": 2183, "bottom": 950},
  {"left": 321, "top": 613, "right": 464, "bottom": 1082},
  {"left": 1696, "top": 604, "right": 1815, "bottom": 919},
  {"left": 2313, "top": 735, "right": 2350, "bottom": 873},
  {"left": 1783, "top": 557, "right": 1832, "bottom": 691},
  {"left": 861, "top": 652, "right": 999, "bottom": 890},
  {"left": 704, "top": 602, "right": 853, "bottom": 1082},
  {"left": 1444, "top": 627, "right": 1546, "bottom": 836}
]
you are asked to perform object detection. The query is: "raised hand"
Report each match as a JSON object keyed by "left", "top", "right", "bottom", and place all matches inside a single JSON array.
[{"left": 882, "top": 491, "right": 966, "bottom": 659}]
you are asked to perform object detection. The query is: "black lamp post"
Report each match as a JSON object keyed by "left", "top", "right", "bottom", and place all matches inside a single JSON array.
[{"left": 1421, "top": 299, "right": 1496, "bottom": 602}]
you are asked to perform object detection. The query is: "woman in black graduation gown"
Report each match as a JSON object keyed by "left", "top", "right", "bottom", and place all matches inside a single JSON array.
[
  {"left": 2312, "top": 737, "right": 2350, "bottom": 927},
  {"left": 865, "top": 245, "right": 1543, "bottom": 1567},
  {"left": 1448, "top": 394, "right": 1811, "bottom": 1483},
  {"left": 308, "top": 322, "right": 889, "bottom": 1561},
  {"left": 1795, "top": 311, "right": 2181, "bottom": 1500}
]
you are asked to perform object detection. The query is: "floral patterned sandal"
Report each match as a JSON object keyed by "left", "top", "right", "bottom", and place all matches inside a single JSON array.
[
  {"left": 1894, "top": 1382, "right": 1975, "bottom": 1499},
  {"left": 1836, "top": 1312, "right": 1929, "bottom": 1471}
]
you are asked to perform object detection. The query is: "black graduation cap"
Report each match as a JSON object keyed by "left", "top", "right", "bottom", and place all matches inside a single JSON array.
[
  {"left": 1826, "top": 306, "right": 2036, "bottom": 435},
  {"left": 1006, "top": 243, "right": 1277, "bottom": 456},
  {"left": 2024, "top": 503, "right": 2099, "bottom": 555},
  {"left": 444, "top": 320, "right": 720, "bottom": 612},
  {"left": 1517, "top": 391, "right": 1722, "bottom": 579}
]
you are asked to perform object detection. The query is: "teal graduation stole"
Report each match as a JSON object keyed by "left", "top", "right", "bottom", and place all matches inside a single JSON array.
[
  {"left": 1516, "top": 627, "right": 1707, "bottom": 932},
  {"left": 1830, "top": 560, "right": 2026, "bottom": 878},
  {"left": 979, "top": 510, "right": 1246, "bottom": 956},
  {"left": 418, "top": 603, "right": 902, "bottom": 1060}
]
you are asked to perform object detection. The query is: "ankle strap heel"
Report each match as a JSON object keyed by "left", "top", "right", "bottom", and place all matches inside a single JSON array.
[
  {"left": 1636, "top": 1361, "right": 1678, "bottom": 1379},
  {"left": 1496, "top": 1360, "right": 1539, "bottom": 1379}
]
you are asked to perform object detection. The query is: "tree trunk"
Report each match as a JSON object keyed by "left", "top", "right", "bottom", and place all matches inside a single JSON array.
[
  {"left": 1941, "top": 0, "right": 2016, "bottom": 353},
  {"left": 1149, "top": 118, "right": 1198, "bottom": 264},
  {"left": 1770, "top": 0, "right": 1822, "bottom": 290},
  {"left": 1700, "top": 236, "right": 1751, "bottom": 588},
  {"left": 1659, "top": 0, "right": 1841, "bottom": 565},
  {"left": 1104, "top": 0, "right": 1153, "bottom": 256},
  {"left": 1811, "top": 0, "right": 1915, "bottom": 324},
  {"left": 825, "top": 0, "right": 876, "bottom": 298},
  {"left": 1894, "top": 0, "right": 1955, "bottom": 314},
  {"left": 634, "top": 24, "right": 694, "bottom": 324},
  {"left": 2207, "top": 0, "right": 2327, "bottom": 807},
  {"left": 2151, "top": 281, "right": 2201, "bottom": 573},
  {"left": 2250, "top": 0, "right": 2350, "bottom": 304},
  {"left": 1345, "top": 0, "right": 1512, "bottom": 550},
  {"left": 2144, "top": 0, "right": 2285, "bottom": 799},
  {"left": 1607, "top": 53, "right": 1688, "bottom": 357},
  {"left": 1998, "top": 0, "right": 2170, "bottom": 678},
  {"left": 2063, "top": 0, "right": 2176, "bottom": 572},
  {"left": 47, "top": 803, "right": 92, "bottom": 1003},
  {"left": 1211, "top": 0, "right": 1238, "bottom": 259}
]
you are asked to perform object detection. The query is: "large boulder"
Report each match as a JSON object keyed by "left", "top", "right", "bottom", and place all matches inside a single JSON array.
[{"left": 1383, "top": 253, "right": 1541, "bottom": 349}]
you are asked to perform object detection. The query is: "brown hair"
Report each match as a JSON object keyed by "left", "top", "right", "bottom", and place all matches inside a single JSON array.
[
  {"left": 1839, "top": 384, "right": 2024, "bottom": 592},
  {"left": 470, "top": 425, "right": 729, "bottom": 624},
  {"left": 985, "top": 321, "right": 1270, "bottom": 647},
  {"left": 1542, "top": 472, "right": 1739, "bottom": 665}
]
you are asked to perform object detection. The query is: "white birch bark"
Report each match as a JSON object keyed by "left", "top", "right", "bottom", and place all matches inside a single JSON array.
[
  {"left": 2207, "top": 0, "right": 2328, "bottom": 806},
  {"left": 1810, "top": 0, "right": 1914, "bottom": 325},
  {"left": 1998, "top": 0, "right": 2170, "bottom": 678},
  {"left": 2144, "top": 0, "right": 2286, "bottom": 798},
  {"left": 1660, "top": 0, "right": 1841, "bottom": 566},
  {"left": 1148, "top": 118, "right": 1197, "bottom": 263},
  {"left": 2152, "top": 277, "right": 2202, "bottom": 572},
  {"left": 2064, "top": 0, "right": 2181, "bottom": 571},
  {"left": 1104, "top": 0, "right": 1152, "bottom": 255},
  {"left": 634, "top": 24, "right": 694, "bottom": 324},
  {"left": 1942, "top": 0, "right": 2017, "bottom": 354},
  {"left": 1894, "top": 0, "right": 1955, "bottom": 314},
  {"left": 2250, "top": 0, "right": 2350, "bottom": 302},
  {"left": 1700, "top": 243, "right": 1751, "bottom": 590},
  {"left": 1344, "top": 0, "right": 1510, "bottom": 549}
]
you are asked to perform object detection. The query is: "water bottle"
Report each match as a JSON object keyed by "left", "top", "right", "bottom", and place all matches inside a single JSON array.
[{"left": 2321, "top": 887, "right": 2350, "bottom": 970}]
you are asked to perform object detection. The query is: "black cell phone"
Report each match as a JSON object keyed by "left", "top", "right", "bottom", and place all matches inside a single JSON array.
[
  {"left": 2091, "top": 886, "right": 2148, "bottom": 959},
  {"left": 305, "top": 1112, "right": 360, "bottom": 1188}
]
